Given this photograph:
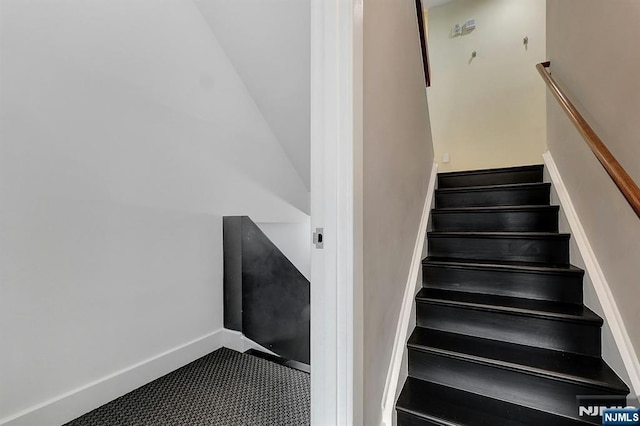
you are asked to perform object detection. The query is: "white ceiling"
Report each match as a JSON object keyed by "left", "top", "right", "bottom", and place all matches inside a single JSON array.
[{"left": 194, "top": 0, "right": 310, "bottom": 190}]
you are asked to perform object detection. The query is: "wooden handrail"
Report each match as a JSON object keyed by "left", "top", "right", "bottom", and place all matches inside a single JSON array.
[
  {"left": 537, "top": 61, "right": 640, "bottom": 218},
  {"left": 415, "top": 0, "right": 431, "bottom": 87}
]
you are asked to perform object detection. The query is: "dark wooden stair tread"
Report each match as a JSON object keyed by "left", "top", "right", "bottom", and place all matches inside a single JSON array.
[
  {"left": 437, "top": 164, "right": 544, "bottom": 189},
  {"left": 438, "top": 164, "right": 543, "bottom": 177},
  {"left": 408, "top": 327, "right": 629, "bottom": 393},
  {"left": 435, "top": 181, "right": 551, "bottom": 208},
  {"left": 436, "top": 181, "right": 551, "bottom": 194},
  {"left": 433, "top": 205, "right": 559, "bottom": 213},
  {"left": 427, "top": 232, "right": 571, "bottom": 265},
  {"left": 416, "top": 288, "right": 602, "bottom": 325},
  {"left": 428, "top": 231, "right": 570, "bottom": 239},
  {"left": 431, "top": 205, "right": 560, "bottom": 232},
  {"left": 422, "top": 257, "right": 585, "bottom": 305},
  {"left": 396, "top": 378, "right": 594, "bottom": 426},
  {"left": 423, "top": 257, "right": 583, "bottom": 275}
]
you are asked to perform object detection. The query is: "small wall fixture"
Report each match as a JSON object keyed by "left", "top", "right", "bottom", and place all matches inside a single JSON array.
[
  {"left": 463, "top": 18, "right": 476, "bottom": 32},
  {"left": 468, "top": 50, "right": 477, "bottom": 65}
]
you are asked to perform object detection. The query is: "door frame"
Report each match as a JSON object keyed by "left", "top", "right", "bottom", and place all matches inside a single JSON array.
[{"left": 310, "top": 0, "right": 363, "bottom": 424}]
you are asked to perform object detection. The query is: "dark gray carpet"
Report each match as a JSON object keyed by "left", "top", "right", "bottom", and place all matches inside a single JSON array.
[{"left": 64, "top": 347, "right": 310, "bottom": 426}]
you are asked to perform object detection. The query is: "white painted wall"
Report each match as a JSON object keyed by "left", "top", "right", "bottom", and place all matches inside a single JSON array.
[
  {"left": 546, "top": 0, "right": 640, "bottom": 385},
  {"left": 0, "top": 0, "right": 309, "bottom": 423},
  {"left": 194, "top": 0, "right": 311, "bottom": 189},
  {"left": 363, "top": 0, "right": 435, "bottom": 424},
  {"left": 427, "top": 0, "right": 547, "bottom": 171},
  {"left": 257, "top": 221, "right": 311, "bottom": 281},
  {"left": 424, "top": 0, "right": 453, "bottom": 9}
]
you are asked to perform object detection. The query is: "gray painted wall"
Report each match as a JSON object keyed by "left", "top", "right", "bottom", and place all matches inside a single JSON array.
[
  {"left": 546, "top": 0, "right": 640, "bottom": 392},
  {"left": 363, "top": 0, "right": 435, "bottom": 424}
]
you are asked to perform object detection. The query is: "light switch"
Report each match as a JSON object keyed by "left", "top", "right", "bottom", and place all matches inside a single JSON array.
[
  {"left": 442, "top": 153, "right": 450, "bottom": 163},
  {"left": 463, "top": 18, "right": 476, "bottom": 31}
]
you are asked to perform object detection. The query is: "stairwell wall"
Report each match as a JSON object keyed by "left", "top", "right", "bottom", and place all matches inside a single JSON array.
[
  {"left": 545, "top": 0, "right": 640, "bottom": 393},
  {"left": 0, "top": 1, "right": 309, "bottom": 424},
  {"left": 427, "top": 0, "right": 547, "bottom": 172},
  {"left": 363, "top": 1, "right": 435, "bottom": 424}
]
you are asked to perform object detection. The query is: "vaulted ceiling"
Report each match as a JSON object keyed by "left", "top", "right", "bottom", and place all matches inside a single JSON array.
[{"left": 194, "top": 0, "right": 310, "bottom": 190}]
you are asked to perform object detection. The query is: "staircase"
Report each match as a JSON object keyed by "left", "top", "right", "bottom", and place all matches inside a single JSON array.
[{"left": 395, "top": 165, "right": 630, "bottom": 425}]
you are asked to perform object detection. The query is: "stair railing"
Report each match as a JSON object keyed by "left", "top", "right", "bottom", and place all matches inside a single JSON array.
[
  {"left": 537, "top": 61, "right": 640, "bottom": 218},
  {"left": 415, "top": 0, "right": 430, "bottom": 87}
]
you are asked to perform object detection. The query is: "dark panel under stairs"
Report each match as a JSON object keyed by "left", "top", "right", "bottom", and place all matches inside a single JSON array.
[
  {"left": 396, "top": 164, "right": 629, "bottom": 426},
  {"left": 223, "top": 216, "right": 310, "bottom": 365}
]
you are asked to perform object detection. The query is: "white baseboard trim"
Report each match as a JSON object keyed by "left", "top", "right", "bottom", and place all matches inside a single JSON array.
[
  {"left": 0, "top": 328, "right": 267, "bottom": 426},
  {"left": 380, "top": 163, "right": 438, "bottom": 426},
  {"left": 220, "top": 329, "right": 278, "bottom": 356},
  {"left": 543, "top": 151, "right": 640, "bottom": 397}
]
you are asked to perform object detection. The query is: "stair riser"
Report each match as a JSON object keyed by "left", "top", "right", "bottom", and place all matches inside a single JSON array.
[
  {"left": 408, "top": 349, "right": 624, "bottom": 420},
  {"left": 416, "top": 303, "right": 602, "bottom": 356},
  {"left": 435, "top": 186, "right": 550, "bottom": 208},
  {"left": 423, "top": 265, "right": 583, "bottom": 304},
  {"left": 428, "top": 235, "right": 570, "bottom": 265},
  {"left": 432, "top": 210, "right": 559, "bottom": 232},
  {"left": 397, "top": 412, "right": 443, "bottom": 426},
  {"left": 438, "top": 167, "right": 544, "bottom": 189},
  {"left": 397, "top": 408, "right": 592, "bottom": 426},
  {"left": 396, "top": 380, "right": 595, "bottom": 426}
]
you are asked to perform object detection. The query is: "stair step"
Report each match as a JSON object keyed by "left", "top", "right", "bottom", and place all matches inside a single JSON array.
[
  {"left": 431, "top": 205, "right": 559, "bottom": 232},
  {"left": 416, "top": 288, "right": 602, "bottom": 324},
  {"left": 435, "top": 182, "right": 551, "bottom": 208},
  {"left": 399, "top": 164, "right": 630, "bottom": 425},
  {"left": 416, "top": 288, "right": 602, "bottom": 356},
  {"left": 396, "top": 378, "right": 597, "bottom": 426},
  {"left": 427, "top": 232, "right": 570, "bottom": 265},
  {"left": 422, "top": 257, "right": 584, "bottom": 304},
  {"left": 407, "top": 347, "right": 623, "bottom": 421},
  {"left": 437, "top": 164, "right": 544, "bottom": 189},
  {"left": 408, "top": 328, "right": 629, "bottom": 393}
]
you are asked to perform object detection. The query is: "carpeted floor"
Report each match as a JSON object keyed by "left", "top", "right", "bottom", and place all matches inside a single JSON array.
[{"left": 64, "top": 347, "right": 310, "bottom": 426}]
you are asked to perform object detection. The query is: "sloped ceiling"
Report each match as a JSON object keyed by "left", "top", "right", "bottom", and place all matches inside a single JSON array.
[{"left": 194, "top": 0, "right": 310, "bottom": 189}]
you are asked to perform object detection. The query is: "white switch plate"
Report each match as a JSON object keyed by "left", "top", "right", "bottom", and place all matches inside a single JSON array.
[
  {"left": 464, "top": 18, "right": 476, "bottom": 31},
  {"left": 442, "top": 153, "right": 450, "bottom": 163}
]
